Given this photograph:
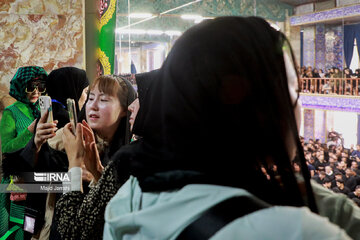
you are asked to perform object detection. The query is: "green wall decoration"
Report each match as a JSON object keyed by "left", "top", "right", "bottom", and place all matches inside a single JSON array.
[{"left": 97, "top": 0, "right": 117, "bottom": 75}]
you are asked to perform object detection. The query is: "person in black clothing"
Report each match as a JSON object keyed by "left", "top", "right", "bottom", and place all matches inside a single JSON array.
[
  {"left": 46, "top": 67, "right": 89, "bottom": 129},
  {"left": 344, "top": 168, "right": 358, "bottom": 192},
  {"left": 348, "top": 185, "right": 360, "bottom": 200},
  {"left": 333, "top": 179, "right": 351, "bottom": 196},
  {"left": 1, "top": 67, "right": 89, "bottom": 239},
  {"left": 322, "top": 177, "right": 333, "bottom": 189},
  {"left": 102, "top": 16, "right": 354, "bottom": 239},
  {"left": 312, "top": 170, "right": 326, "bottom": 185},
  {"left": 55, "top": 70, "right": 157, "bottom": 240},
  {"left": 325, "top": 165, "right": 336, "bottom": 188},
  {"left": 351, "top": 161, "right": 360, "bottom": 175},
  {"left": 312, "top": 68, "right": 320, "bottom": 78}
]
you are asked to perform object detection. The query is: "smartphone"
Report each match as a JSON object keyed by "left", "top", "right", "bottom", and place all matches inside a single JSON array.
[
  {"left": 23, "top": 207, "right": 40, "bottom": 234},
  {"left": 39, "top": 96, "right": 53, "bottom": 123},
  {"left": 67, "top": 98, "right": 77, "bottom": 135}
]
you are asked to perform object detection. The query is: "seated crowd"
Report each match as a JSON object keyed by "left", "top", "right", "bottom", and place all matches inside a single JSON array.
[
  {"left": 300, "top": 66, "right": 360, "bottom": 95},
  {"left": 300, "top": 132, "right": 360, "bottom": 207}
]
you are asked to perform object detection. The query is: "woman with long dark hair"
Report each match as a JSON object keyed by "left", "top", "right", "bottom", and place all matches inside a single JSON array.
[{"left": 103, "top": 16, "right": 350, "bottom": 239}]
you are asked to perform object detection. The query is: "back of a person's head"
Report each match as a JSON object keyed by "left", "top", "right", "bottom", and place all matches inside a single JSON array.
[
  {"left": 130, "top": 16, "right": 315, "bottom": 210},
  {"left": 336, "top": 179, "right": 344, "bottom": 184},
  {"left": 132, "top": 70, "right": 159, "bottom": 137},
  {"left": 323, "top": 176, "right": 332, "bottom": 184},
  {"left": 47, "top": 67, "right": 89, "bottom": 111},
  {"left": 146, "top": 16, "right": 298, "bottom": 156}
]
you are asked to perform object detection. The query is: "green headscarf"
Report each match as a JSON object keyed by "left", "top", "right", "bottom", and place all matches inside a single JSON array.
[{"left": 9, "top": 66, "right": 48, "bottom": 118}]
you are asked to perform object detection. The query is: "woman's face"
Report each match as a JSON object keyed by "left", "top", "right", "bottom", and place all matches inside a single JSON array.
[
  {"left": 26, "top": 89, "right": 40, "bottom": 103},
  {"left": 86, "top": 84, "right": 126, "bottom": 140},
  {"left": 25, "top": 80, "right": 45, "bottom": 103},
  {"left": 128, "top": 98, "right": 140, "bottom": 132}
]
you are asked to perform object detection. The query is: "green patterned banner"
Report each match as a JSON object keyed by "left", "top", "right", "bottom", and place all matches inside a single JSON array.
[{"left": 97, "top": 0, "right": 117, "bottom": 76}]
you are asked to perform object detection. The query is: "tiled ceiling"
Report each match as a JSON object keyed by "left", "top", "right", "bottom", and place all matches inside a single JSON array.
[{"left": 279, "top": 0, "right": 329, "bottom": 6}]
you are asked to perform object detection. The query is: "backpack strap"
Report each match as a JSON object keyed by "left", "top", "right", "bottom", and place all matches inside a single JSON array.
[{"left": 176, "top": 196, "right": 271, "bottom": 240}]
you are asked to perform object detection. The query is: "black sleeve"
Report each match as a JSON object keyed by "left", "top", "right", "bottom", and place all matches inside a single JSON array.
[
  {"left": 55, "top": 163, "right": 122, "bottom": 240},
  {"left": 2, "top": 135, "right": 68, "bottom": 177},
  {"left": 2, "top": 135, "right": 38, "bottom": 177},
  {"left": 2, "top": 147, "right": 33, "bottom": 177}
]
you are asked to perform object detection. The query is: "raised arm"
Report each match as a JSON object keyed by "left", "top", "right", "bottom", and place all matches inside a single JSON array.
[{"left": 55, "top": 163, "right": 121, "bottom": 240}]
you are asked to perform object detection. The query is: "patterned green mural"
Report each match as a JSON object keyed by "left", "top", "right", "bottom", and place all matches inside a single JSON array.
[{"left": 115, "top": 0, "right": 293, "bottom": 42}]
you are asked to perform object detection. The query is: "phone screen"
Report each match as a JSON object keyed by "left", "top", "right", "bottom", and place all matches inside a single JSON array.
[
  {"left": 67, "top": 98, "right": 77, "bottom": 135},
  {"left": 23, "top": 215, "right": 35, "bottom": 234}
]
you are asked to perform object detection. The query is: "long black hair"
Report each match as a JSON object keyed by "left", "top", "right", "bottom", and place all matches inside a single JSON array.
[{"left": 114, "top": 16, "right": 317, "bottom": 212}]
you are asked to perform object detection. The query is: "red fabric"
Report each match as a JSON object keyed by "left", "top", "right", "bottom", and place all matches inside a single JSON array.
[{"left": 10, "top": 192, "right": 27, "bottom": 201}]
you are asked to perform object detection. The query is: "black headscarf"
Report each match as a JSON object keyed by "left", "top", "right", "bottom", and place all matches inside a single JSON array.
[
  {"left": 112, "top": 76, "right": 137, "bottom": 154},
  {"left": 46, "top": 67, "right": 89, "bottom": 128},
  {"left": 131, "top": 70, "right": 159, "bottom": 137},
  {"left": 113, "top": 16, "right": 317, "bottom": 212}
]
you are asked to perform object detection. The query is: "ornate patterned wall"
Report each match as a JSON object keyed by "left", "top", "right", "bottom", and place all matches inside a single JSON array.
[
  {"left": 300, "top": 94, "right": 360, "bottom": 112},
  {"left": 314, "top": 110, "right": 326, "bottom": 143},
  {"left": 290, "top": 4, "right": 360, "bottom": 26},
  {"left": 304, "top": 109, "right": 315, "bottom": 141},
  {"left": 302, "top": 23, "right": 344, "bottom": 70},
  {"left": 315, "top": 24, "right": 326, "bottom": 72},
  {"left": 0, "top": 0, "right": 85, "bottom": 101},
  {"left": 325, "top": 24, "right": 343, "bottom": 70},
  {"left": 303, "top": 26, "right": 315, "bottom": 67}
]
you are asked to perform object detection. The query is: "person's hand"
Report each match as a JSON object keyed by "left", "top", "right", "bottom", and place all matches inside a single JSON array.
[
  {"left": 62, "top": 122, "right": 85, "bottom": 169},
  {"left": 82, "top": 120, "right": 103, "bottom": 182},
  {"left": 27, "top": 119, "right": 37, "bottom": 133},
  {"left": 81, "top": 163, "right": 94, "bottom": 182},
  {"left": 34, "top": 110, "right": 58, "bottom": 151}
]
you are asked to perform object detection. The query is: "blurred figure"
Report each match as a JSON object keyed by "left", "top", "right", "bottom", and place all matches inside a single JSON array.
[{"left": 103, "top": 17, "right": 350, "bottom": 239}]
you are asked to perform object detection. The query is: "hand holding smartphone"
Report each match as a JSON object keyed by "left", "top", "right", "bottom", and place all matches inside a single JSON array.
[
  {"left": 39, "top": 96, "right": 54, "bottom": 123},
  {"left": 67, "top": 98, "right": 78, "bottom": 135}
]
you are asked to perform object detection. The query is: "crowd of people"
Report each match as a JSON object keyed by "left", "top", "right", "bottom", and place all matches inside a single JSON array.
[
  {"left": 300, "top": 132, "right": 360, "bottom": 207},
  {"left": 300, "top": 66, "right": 360, "bottom": 79},
  {"left": 300, "top": 66, "right": 360, "bottom": 95},
  {"left": 0, "top": 16, "right": 358, "bottom": 239}
]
